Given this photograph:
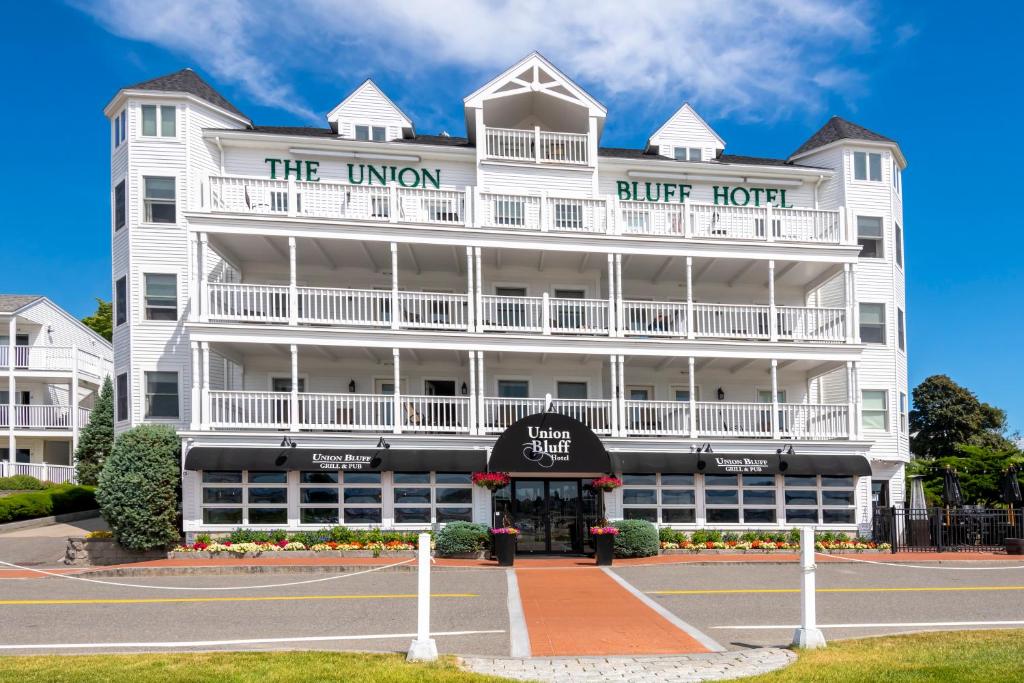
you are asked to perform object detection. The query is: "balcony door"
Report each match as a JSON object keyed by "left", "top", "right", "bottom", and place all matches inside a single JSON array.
[
  {"left": 424, "top": 380, "right": 457, "bottom": 429},
  {"left": 0, "top": 335, "right": 29, "bottom": 368},
  {"left": 552, "top": 288, "right": 585, "bottom": 330},
  {"left": 271, "top": 377, "right": 305, "bottom": 425},
  {"left": 0, "top": 390, "right": 30, "bottom": 429},
  {"left": 494, "top": 287, "right": 528, "bottom": 329},
  {"left": 757, "top": 390, "right": 787, "bottom": 434}
]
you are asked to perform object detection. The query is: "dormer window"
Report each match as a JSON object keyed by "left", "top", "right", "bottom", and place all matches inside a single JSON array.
[
  {"left": 674, "top": 147, "right": 702, "bottom": 162},
  {"left": 356, "top": 125, "right": 386, "bottom": 142},
  {"left": 141, "top": 105, "right": 176, "bottom": 137}
]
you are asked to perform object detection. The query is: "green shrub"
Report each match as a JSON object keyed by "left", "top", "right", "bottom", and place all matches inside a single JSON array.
[
  {"left": 0, "top": 475, "right": 51, "bottom": 491},
  {"left": 96, "top": 424, "right": 181, "bottom": 551},
  {"left": 0, "top": 485, "right": 97, "bottom": 523},
  {"left": 690, "top": 529, "right": 723, "bottom": 544},
  {"left": 612, "top": 519, "right": 659, "bottom": 557},
  {"left": 722, "top": 531, "right": 740, "bottom": 543},
  {"left": 659, "top": 527, "right": 685, "bottom": 544},
  {"left": 225, "top": 528, "right": 273, "bottom": 544},
  {"left": 75, "top": 376, "right": 114, "bottom": 486},
  {"left": 434, "top": 522, "right": 489, "bottom": 556}
]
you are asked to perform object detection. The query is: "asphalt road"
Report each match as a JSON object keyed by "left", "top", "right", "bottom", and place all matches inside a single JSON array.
[
  {"left": 614, "top": 560, "right": 1024, "bottom": 649},
  {"left": 0, "top": 515, "right": 107, "bottom": 568}
]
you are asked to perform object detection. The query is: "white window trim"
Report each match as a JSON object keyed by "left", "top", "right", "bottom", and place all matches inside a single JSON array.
[
  {"left": 851, "top": 150, "right": 884, "bottom": 184},
  {"left": 267, "top": 374, "right": 311, "bottom": 391},
  {"left": 297, "top": 469, "right": 385, "bottom": 527},
  {"left": 861, "top": 389, "right": 890, "bottom": 432},
  {"left": 141, "top": 366, "right": 183, "bottom": 422},
  {"left": 138, "top": 103, "right": 179, "bottom": 140},
  {"left": 855, "top": 215, "right": 885, "bottom": 259},
  {"left": 141, "top": 270, "right": 180, "bottom": 323},
  {"left": 391, "top": 471, "right": 474, "bottom": 526},
  {"left": 114, "top": 370, "right": 130, "bottom": 425},
  {"left": 621, "top": 473, "right": 698, "bottom": 526},
  {"left": 112, "top": 177, "right": 127, "bottom": 233},
  {"left": 138, "top": 171, "right": 180, "bottom": 228},
  {"left": 352, "top": 121, "right": 388, "bottom": 142},
  {"left": 200, "top": 470, "right": 289, "bottom": 528},
  {"left": 114, "top": 274, "right": 128, "bottom": 328},
  {"left": 553, "top": 377, "right": 592, "bottom": 400}
]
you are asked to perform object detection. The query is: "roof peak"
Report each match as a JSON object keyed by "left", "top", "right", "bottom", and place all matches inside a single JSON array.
[
  {"left": 790, "top": 116, "right": 897, "bottom": 160},
  {"left": 123, "top": 68, "right": 249, "bottom": 121}
]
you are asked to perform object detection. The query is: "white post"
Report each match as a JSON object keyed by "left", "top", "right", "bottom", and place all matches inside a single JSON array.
[
  {"left": 541, "top": 293, "right": 551, "bottom": 335},
  {"left": 70, "top": 345, "right": 80, "bottom": 456},
  {"left": 768, "top": 260, "right": 778, "bottom": 342},
  {"left": 287, "top": 178, "right": 297, "bottom": 218},
  {"left": 616, "top": 354, "right": 626, "bottom": 433},
  {"left": 474, "top": 248, "right": 483, "bottom": 333},
  {"left": 770, "top": 359, "right": 780, "bottom": 439},
  {"left": 407, "top": 533, "right": 438, "bottom": 661},
  {"left": 792, "top": 526, "right": 826, "bottom": 649},
  {"left": 846, "top": 361, "right": 856, "bottom": 439},
  {"left": 686, "top": 256, "right": 694, "bottom": 339},
  {"left": 468, "top": 350, "right": 477, "bottom": 435},
  {"left": 190, "top": 342, "right": 200, "bottom": 430},
  {"left": 288, "top": 237, "right": 298, "bottom": 326},
  {"left": 688, "top": 356, "right": 697, "bottom": 438},
  {"left": 852, "top": 361, "right": 862, "bottom": 439},
  {"left": 609, "top": 355, "right": 619, "bottom": 437},
  {"left": 533, "top": 124, "right": 541, "bottom": 164},
  {"left": 843, "top": 263, "right": 854, "bottom": 344},
  {"left": 390, "top": 242, "right": 400, "bottom": 330},
  {"left": 607, "top": 254, "right": 615, "bottom": 337},
  {"left": 850, "top": 264, "right": 860, "bottom": 343},
  {"left": 289, "top": 344, "right": 299, "bottom": 433},
  {"left": 614, "top": 254, "right": 624, "bottom": 339},
  {"left": 200, "top": 342, "right": 211, "bottom": 430},
  {"left": 477, "top": 352, "right": 485, "bottom": 429},
  {"left": 7, "top": 317, "right": 15, "bottom": 460},
  {"left": 392, "top": 348, "right": 401, "bottom": 434},
  {"left": 765, "top": 201, "right": 775, "bottom": 242},
  {"left": 199, "top": 233, "right": 210, "bottom": 323},
  {"left": 466, "top": 247, "right": 475, "bottom": 333}
]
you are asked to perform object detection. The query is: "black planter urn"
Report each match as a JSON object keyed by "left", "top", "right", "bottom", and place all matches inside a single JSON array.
[
  {"left": 594, "top": 534, "right": 615, "bottom": 566},
  {"left": 1006, "top": 538, "right": 1024, "bottom": 555},
  {"left": 494, "top": 533, "right": 517, "bottom": 566}
]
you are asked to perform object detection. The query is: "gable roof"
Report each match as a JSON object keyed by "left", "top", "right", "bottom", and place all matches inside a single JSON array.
[
  {"left": 790, "top": 116, "right": 896, "bottom": 159},
  {"left": 0, "top": 295, "right": 42, "bottom": 314},
  {"left": 464, "top": 51, "right": 607, "bottom": 116},
  {"left": 326, "top": 79, "right": 414, "bottom": 132},
  {"left": 649, "top": 102, "right": 725, "bottom": 149},
  {"left": 121, "top": 68, "right": 249, "bottom": 121}
]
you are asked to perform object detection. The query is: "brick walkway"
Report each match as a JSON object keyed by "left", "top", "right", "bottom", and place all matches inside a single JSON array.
[{"left": 460, "top": 649, "right": 797, "bottom": 682}]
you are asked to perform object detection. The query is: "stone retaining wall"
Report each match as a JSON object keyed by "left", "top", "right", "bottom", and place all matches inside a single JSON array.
[{"left": 64, "top": 538, "right": 168, "bottom": 566}]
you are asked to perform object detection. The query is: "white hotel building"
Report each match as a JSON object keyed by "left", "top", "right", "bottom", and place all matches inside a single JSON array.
[{"left": 105, "top": 54, "right": 908, "bottom": 550}]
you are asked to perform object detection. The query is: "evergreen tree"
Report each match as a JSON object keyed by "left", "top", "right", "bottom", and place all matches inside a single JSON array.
[
  {"left": 908, "top": 444, "right": 1023, "bottom": 507},
  {"left": 909, "top": 375, "right": 1013, "bottom": 457},
  {"left": 75, "top": 376, "right": 114, "bottom": 486},
  {"left": 81, "top": 299, "right": 112, "bottom": 341}
]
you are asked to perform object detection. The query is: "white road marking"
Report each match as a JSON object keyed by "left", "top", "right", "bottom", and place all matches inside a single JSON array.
[
  {"left": 715, "top": 620, "right": 1024, "bottom": 630},
  {"left": 817, "top": 553, "right": 1024, "bottom": 570},
  {"left": 505, "top": 569, "right": 531, "bottom": 658},
  {"left": 0, "top": 630, "right": 506, "bottom": 651}
]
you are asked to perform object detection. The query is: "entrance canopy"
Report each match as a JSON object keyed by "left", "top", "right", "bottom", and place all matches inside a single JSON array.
[
  {"left": 610, "top": 451, "right": 871, "bottom": 476},
  {"left": 489, "top": 412, "right": 611, "bottom": 474},
  {"left": 184, "top": 447, "right": 487, "bottom": 473}
]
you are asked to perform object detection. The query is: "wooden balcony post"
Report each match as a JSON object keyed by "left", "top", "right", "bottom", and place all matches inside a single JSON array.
[
  {"left": 200, "top": 342, "right": 211, "bottom": 430},
  {"left": 770, "top": 359, "right": 780, "bottom": 439},
  {"left": 765, "top": 201, "right": 775, "bottom": 242},
  {"left": 392, "top": 349, "right": 401, "bottom": 434},
  {"left": 468, "top": 350, "right": 477, "bottom": 435},
  {"left": 199, "top": 233, "right": 210, "bottom": 323},
  {"left": 70, "top": 345, "right": 79, "bottom": 455},
  {"left": 617, "top": 355, "right": 627, "bottom": 433},
  {"left": 843, "top": 263, "right": 854, "bottom": 343},
  {"left": 7, "top": 316, "right": 15, "bottom": 458},
  {"left": 472, "top": 187, "right": 483, "bottom": 228},
  {"left": 838, "top": 205, "right": 848, "bottom": 244},
  {"left": 609, "top": 355, "right": 619, "bottom": 437},
  {"left": 390, "top": 242, "right": 400, "bottom": 331},
  {"left": 539, "top": 191, "right": 549, "bottom": 232},
  {"left": 688, "top": 357, "right": 698, "bottom": 438},
  {"left": 388, "top": 185, "right": 399, "bottom": 224},
  {"left": 287, "top": 178, "right": 297, "bottom": 218},
  {"left": 288, "top": 237, "right": 298, "bottom": 326},
  {"left": 474, "top": 248, "right": 483, "bottom": 333},
  {"left": 466, "top": 247, "right": 475, "bottom": 333},
  {"left": 686, "top": 256, "right": 695, "bottom": 339},
  {"left": 851, "top": 264, "right": 860, "bottom": 343},
  {"left": 846, "top": 361, "right": 857, "bottom": 439},
  {"left": 768, "top": 259, "right": 778, "bottom": 342},
  {"left": 607, "top": 254, "right": 616, "bottom": 337},
  {"left": 615, "top": 255, "right": 624, "bottom": 339},
  {"left": 190, "top": 341, "right": 200, "bottom": 430},
  {"left": 534, "top": 125, "right": 541, "bottom": 164},
  {"left": 542, "top": 293, "right": 551, "bottom": 335},
  {"left": 477, "top": 352, "right": 485, "bottom": 430},
  {"left": 290, "top": 345, "right": 299, "bottom": 432}
]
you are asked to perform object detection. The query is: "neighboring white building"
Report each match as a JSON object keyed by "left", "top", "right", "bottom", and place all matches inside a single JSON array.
[
  {"left": 105, "top": 54, "right": 908, "bottom": 549},
  {"left": 1, "top": 295, "right": 113, "bottom": 484}
]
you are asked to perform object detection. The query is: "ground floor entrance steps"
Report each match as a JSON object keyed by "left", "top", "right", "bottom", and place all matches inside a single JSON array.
[{"left": 513, "top": 566, "right": 717, "bottom": 657}]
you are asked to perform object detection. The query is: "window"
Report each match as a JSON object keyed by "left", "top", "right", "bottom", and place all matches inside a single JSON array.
[
  {"left": 115, "top": 372, "right": 128, "bottom": 422},
  {"left": 899, "top": 392, "right": 908, "bottom": 433},
  {"left": 897, "top": 308, "right": 906, "bottom": 351},
  {"left": 704, "top": 474, "right": 777, "bottom": 524},
  {"left": 201, "top": 471, "right": 288, "bottom": 525},
  {"left": 622, "top": 473, "right": 697, "bottom": 524},
  {"left": 553, "top": 202, "right": 583, "bottom": 230},
  {"left": 853, "top": 151, "right": 882, "bottom": 181},
  {"left": 556, "top": 382, "right": 587, "bottom": 399},
  {"left": 113, "top": 110, "right": 127, "bottom": 147},
  {"left": 785, "top": 475, "right": 856, "bottom": 525},
  {"left": 892, "top": 159, "right": 901, "bottom": 193},
  {"left": 355, "top": 125, "right": 386, "bottom": 142},
  {"left": 114, "top": 181, "right": 126, "bottom": 230},
  {"left": 494, "top": 198, "right": 526, "bottom": 226},
  {"left": 297, "top": 471, "right": 383, "bottom": 525},
  {"left": 115, "top": 276, "right": 127, "bottom": 326},
  {"left": 392, "top": 472, "right": 473, "bottom": 524},
  {"left": 859, "top": 303, "right": 886, "bottom": 344},
  {"left": 857, "top": 216, "right": 884, "bottom": 258},
  {"left": 674, "top": 147, "right": 702, "bottom": 161},
  {"left": 143, "top": 177, "right": 176, "bottom": 223},
  {"left": 145, "top": 371, "right": 179, "bottom": 419},
  {"left": 862, "top": 390, "right": 889, "bottom": 430},
  {"left": 141, "top": 105, "right": 176, "bottom": 137},
  {"left": 895, "top": 223, "right": 903, "bottom": 268},
  {"left": 497, "top": 380, "right": 529, "bottom": 398},
  {"left": 144, "top": 274, "right": 178, "bottom": 321}
]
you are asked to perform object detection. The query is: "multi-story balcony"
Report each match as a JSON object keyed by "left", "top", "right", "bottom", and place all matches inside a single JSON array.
[
  {"left": 0, "top": 346, "right": 109, "bottom": 379},
  {"left": 201, "top": 176, "right": 848, "bottom": 246},
  {"left": 0, "top": 405, "right": 92, "bottom": 431}
]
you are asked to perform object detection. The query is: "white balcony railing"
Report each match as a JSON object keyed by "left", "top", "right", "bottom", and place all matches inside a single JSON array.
[
  {"left": 397, "top": 292, "right": 469, "bottom": 331},
  {"left": 401, "top": 395, "right": 471, "bottom": 433},
  {"left": 0, "top": 404, "right": 75, "bottom": 430},
  {"left": 779, "top": 403, "right": 850, "bottom": 440},
  {"left": 777, "top": 306, "right": 847, "bottom": 343},
  {"left": 299, "top": 393, "right": 393, "bottom": 431},
  {"left": 483, "top": 127, "right": 590, "bottom": 165},
  {"left": 0, "top": 462, "right": 77, "bottom": 485},
  {"left": 692, "top": 304, "right": 772, "bottom": 340},
  {"left": 481, "top": 397, "right": 548, "bottom": 434},
  {"left": 545, "top": 197, "right": 608, "bottom": 233},
  {"left": 480, "top": 295, "right": 544, "bottom": 333},
  {"left": 618, "top": 201, "right": 686, "bottom": 236},
  {"left": 477, "top": 193, "right": 542, "bottom": 231},
  {"left": 539, "top": 131, "right": 588, "bottom": 165},
  {"left": 484, "top": 127, "right": 535, "bottom": 162},
  {"left": 694, "top": 402, "right": 774, "bottom": 438},
  {"left": 208, "top": 391, "right": 291, "bottom": 430},
  {"left": 624, "top": 400, "right": 691, "bottom": 436},
  {"left": 207, "top": 283, "right": 289, "bottom": 324},
  {"left": 298, "top": 287, "right": 390, "bottom": 327},
  {"left": 621, "top": 301, "right": 688, "bottom": 337},
  {"left": 549, "top": 398, "right": 613, "bottom": 435}
]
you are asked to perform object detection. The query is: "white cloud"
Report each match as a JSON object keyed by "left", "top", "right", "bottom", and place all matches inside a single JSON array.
[{"left": 73, "top": 0, "right": 875, "bottom": 125}]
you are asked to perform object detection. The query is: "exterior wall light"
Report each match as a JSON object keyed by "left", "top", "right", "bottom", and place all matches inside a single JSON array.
[
  {"left": 717, "top": 387, "right": 725, "bottom": 401},
  {"left": 348, "top": 380, "right": 356, "bottom": 393}
]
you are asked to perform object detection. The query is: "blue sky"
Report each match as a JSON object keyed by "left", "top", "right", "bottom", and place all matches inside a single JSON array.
[{"left": 2, "top": 1, "right": 1022, "bottom": 434}]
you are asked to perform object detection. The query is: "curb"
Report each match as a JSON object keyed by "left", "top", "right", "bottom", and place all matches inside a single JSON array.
[{"left": 0, "top": 510, "right": 100, "bottom": 533}]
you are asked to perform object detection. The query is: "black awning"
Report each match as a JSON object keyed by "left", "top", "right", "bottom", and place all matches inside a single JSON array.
[
  {"left": 489, "top": 412, "right": 611, "bottom": 473},
  {"left": 184, "top": 447, "right": 487, "bottom": 473},
  {"left": 609, "top": 451, "right": 871, "bottom": 476}
]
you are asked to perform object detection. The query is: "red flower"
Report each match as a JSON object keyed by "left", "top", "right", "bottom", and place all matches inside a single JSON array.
[
  {"left": 591, "top": 476, "right": 623, "bottom": 491},
  {"left": 277, "top": 540, "right": 288, "bottom": 548},
  {"left": 472, "top": 472, "right": 511, "bottom": 489}
]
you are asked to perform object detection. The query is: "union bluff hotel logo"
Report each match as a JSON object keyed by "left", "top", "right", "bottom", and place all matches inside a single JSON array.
[
  {"left": 311, "top": 452, "right": 374, "bottom": 471},
  {"left": 522, "top": 426, "right": 572, "bottom": 468},
  {"left": 713, "top": 456, "right": 770, "bottom": 473}
]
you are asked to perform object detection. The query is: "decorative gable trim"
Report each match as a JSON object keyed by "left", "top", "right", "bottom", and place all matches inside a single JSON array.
[
  {"left": 463, "top": 51, "right": 606, "bottom": 117},
  {"left": 327, "top": 79, "right": 414, "bottom": 133},
  {"left": 648, "top": 102, "right": 725, "bottom": 150}
]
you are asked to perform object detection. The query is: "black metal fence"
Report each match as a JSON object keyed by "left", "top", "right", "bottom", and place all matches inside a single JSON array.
[{"left": 873, "top": 507, "right": 1024, "bottom": 552}]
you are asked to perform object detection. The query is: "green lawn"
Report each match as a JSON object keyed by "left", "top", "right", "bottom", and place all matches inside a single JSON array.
[
  {"left": 0, "top": 652, "right": 510, "bottom": 683},
  {"left": 743, "top": 629, "right": 1024, "bottom": 682}
]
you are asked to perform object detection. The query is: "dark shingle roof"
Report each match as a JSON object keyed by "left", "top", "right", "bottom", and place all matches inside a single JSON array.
[
  {"left": 598, "top": 146, "right": 663, "bottom": 159},
  {"left": 0, "top": 295, "right": 42, "bottom": 313},
  {"left": 791, "top": 116, "right": 895, "bottom": 158},
  {"left": 598, "top": 148, "right": 827, "bottom": 170},
  {"left": 249, "top": 125, "right": 337, "bottom": 137},
  {"left": 395, "top": 134, "right": 473, "bottom": 148},
  {"left": 126, "top": 68, "right": 248, "bottom": 119}
]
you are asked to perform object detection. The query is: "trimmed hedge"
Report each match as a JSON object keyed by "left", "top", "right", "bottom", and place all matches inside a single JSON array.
[
  {"left": 0, "top": 485, "right": 97, "bottom": 523},
  {"left": 435, "top": 521, "right": 489, "bottom": 556},
  {"left": 612, "top": 519, "right": 659, "bottom": 557},
  {"left": 223, "top": 527, "right": 424, "bottom": 546},
  {"left": 0, "top": 475, "right": 54, "bottom": 491}
]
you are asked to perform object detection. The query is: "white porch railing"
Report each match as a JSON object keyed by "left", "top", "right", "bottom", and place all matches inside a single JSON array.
[
  {"left": 548, "top": 297, "right": 611, "bottom": 335},
  {"left": 477, "top": 193, "right": 542, "bottom": 231},
  {"left": 775, "top": 207, "right": 842, "bottom": 244},
  {"left": 481, "top": 397, "right": 548, "bottom": 434},
  {"left": 545, "top": 197, "right": 608, "bottom": 233},
  {"left": 79, "top": 407, "right": 92, "bottom": 426},
  {"left": 694, "top": 402, "right": 774, "bottom": 438},
  {"left": 0, "top": 461, "right": 77, "bottom": 485},
  {"left": 401, "top": 395, "right": 471, "bottom": 433},
  {"left": 0, "top": 405, "right": 75, "bottom": 430},
  {"left": 0, "top": 346, "right": 73, "bottom": 372},
  {"left": 539, "top": 131, "right": 588, "bottom": 165},
  {"left": 621, "top": 301, "right": 688, "bottom": 337},
  {"left": 299, "top": 393, "right": 393, "bottom": 431},
  {"left": 484, "top": 127, "right": 535, "bottom": 162},
  {"left": 298, "top": 287, "right": 390, "bottom": 327},
  {"left": 777, "top": 306, "right": 847, "bottom": 343},
  {"left": 208, "top": 391, "right": 291, "bottom": 429},
  {"left": 396, "top": 188, "right": 466, "bottom": 225},
  {"left": 618, "top": 202, "right": 686, "bottom": 236},
  {"left": 780, "top": 403, "right": 850, "bottom": 440},
  {"left": 624, "top": 400, "right": 691, "bottom": 436},
  {"left": 397, "top": 292, "right": 469, "bottom": 331},
  {"left": 548, "top": 398, "right": 613, "bottom": 435},
  {"left": 690, "top": 204, "right": 766, "bottom": 241},
  {"left": 208, "top": 283, "right": 290, "bottom": 323},
  {"left": 480, "top": 295, "right": 544, "bottom": 333},
  {"left": 692, "top": 304, "right": 771, "bottom": 340}
]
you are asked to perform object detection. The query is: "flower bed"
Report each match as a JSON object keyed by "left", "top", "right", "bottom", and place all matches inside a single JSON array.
[
  {"left": 657, "top": 529, "right": 891, "bottom": 553},
  {"left": 171, "top": 539, "right": 418, "bottom": 559}
]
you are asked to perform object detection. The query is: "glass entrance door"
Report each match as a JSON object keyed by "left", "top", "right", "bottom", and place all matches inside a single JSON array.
[
  {"left": 512, "top": 480, "right": 547, "bottom": 552},
  {"left": 502, "top": 479, "right": 600, "bottom": 554},
  {"left": 548, "top": 480, "right": 581, "bottom": 553}
]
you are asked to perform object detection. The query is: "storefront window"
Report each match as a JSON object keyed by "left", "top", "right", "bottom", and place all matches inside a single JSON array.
[
  {"left": 621, "top": 473, "right": 697, "bottom": 524},
  {"left": 392, "top": 472, "right": 473, "bottom": 524},
  {"left": 297, "top": 471, "right": 382, "bottom": 525},
  {"left": 785, "top": 475, "right": 856, "bottom": 525},
  {"left": 201, "top": 471, "right": 288, "bottom": 525}
]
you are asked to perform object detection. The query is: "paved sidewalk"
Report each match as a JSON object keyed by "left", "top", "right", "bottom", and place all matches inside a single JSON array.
[{"left": 460, "top": 649, "right": 797, "bottom": 682}]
